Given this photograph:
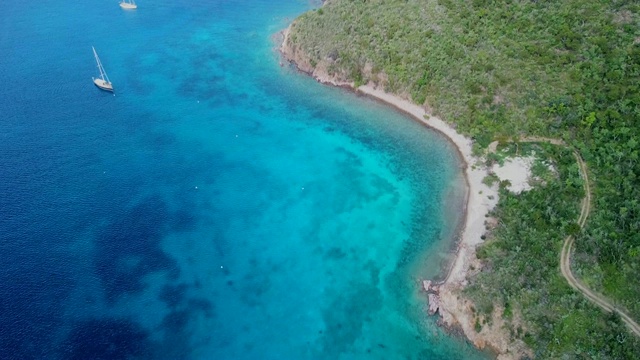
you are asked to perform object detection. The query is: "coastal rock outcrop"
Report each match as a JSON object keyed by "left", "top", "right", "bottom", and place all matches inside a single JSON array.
[
  {"left": 421, "top": 280, "right": 432, "bottom": 292},
  {"left": 280, "top": 25, "right": 351, "bottom": 86},
  {"left": 427, "top": 294, "right": 440, "bottom": 316},
  {"left": 436, "top": 282, "right": 532, "bottom": 360},
  {"left": 420, "top": 246, "right": 531, "bottom": 359}
]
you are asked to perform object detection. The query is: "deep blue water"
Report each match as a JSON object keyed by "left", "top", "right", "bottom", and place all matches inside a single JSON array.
[{"left": 0, "top": 1, "right": 488, "bottom": 359}]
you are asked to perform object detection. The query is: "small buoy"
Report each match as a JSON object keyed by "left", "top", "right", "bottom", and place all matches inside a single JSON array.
[
  {"left": 301, "top": 187, "right": 304, "bottom": 190},
  {"left": 197, "top": 100, "right": 200, "bottom": 103},
  {"left": 195, "top": 186, "right": 198, "bottom": 190},
  {"left": 235, "top": 135, "right": 238, "bottom": 138},
  {"left": 220, "top": 265, "right": 224, "bottom": 269}
]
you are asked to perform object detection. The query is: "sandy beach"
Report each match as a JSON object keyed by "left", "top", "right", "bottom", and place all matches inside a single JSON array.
[{"left": 279, "top": 24, "right": 538, "bottom": 359}]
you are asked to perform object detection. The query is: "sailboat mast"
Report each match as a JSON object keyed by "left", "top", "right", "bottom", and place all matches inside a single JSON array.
[
  {"left": 101, "top": 63, "right": 111, "bottom": 84},
  {"left": 92, "top": 46, "right": 103, "bottom": 81},
  {"left": 92, "top": 46, "right": 110, "bottom": 83}
]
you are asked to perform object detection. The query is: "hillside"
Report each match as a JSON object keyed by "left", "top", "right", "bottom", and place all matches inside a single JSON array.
[{"left": 284, "top": 0, "right": 640, "bottom": 358}]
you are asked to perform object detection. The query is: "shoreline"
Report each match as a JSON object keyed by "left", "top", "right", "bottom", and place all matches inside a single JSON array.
[
  {"left": 277, "top": 25, "right": 528, "bottom": 358},
  {"left": 278, "top": 25, "right": 498, "bottom": 288},
  {"left": 345, "top": 86, "right": 484, "bottom": 284}
]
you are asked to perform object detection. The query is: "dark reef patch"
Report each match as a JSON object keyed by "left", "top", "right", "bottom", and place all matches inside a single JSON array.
[
  {"left": 0, "top": 253, "right": 73, "bottom": 359},
  {"left": 93, "top": 196, "right": 179, "bottom": 302},
  {"left": 161, "top": 310, "right": 191, "bottom": 333},
  {"left": 188, "top": 298, "right": 215, "bottom": 318},
  {"left": 318, "top": 282, "right": 383, "bottom": 357},
  {"left": 62, "top": 319, "right": 152, "bottom": 360},
  {"left": 324, "top": 246, "right": 347, "bottom": 260},
  {"left": 159, "top": 283, "right": 188, "bottom": 308}
]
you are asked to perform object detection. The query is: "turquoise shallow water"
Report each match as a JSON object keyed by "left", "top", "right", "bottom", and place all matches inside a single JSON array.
[{"left": 0, "top": 0, "right": 488, "bottom": 358}]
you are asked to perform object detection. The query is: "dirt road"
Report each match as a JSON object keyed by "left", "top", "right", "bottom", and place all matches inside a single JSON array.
[{"left": 559, "top": 151, "right": 640, "bottom": 337}]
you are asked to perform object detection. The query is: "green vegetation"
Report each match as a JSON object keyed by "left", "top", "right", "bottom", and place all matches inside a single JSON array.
[
  {"left": 469, "top": 143, "right": 640, "bottom": 358},
  {"left": 287, "top": 0, "right": 640, "bottom": 357}
]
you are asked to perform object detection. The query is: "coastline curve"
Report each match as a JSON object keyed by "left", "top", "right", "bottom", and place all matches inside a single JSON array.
[{"left": 279, "top": 23, "right": 507, "bottom": 354}]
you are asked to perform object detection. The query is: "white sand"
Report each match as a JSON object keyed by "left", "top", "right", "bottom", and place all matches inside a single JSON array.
[{"left": 492, "top": 157, "right": 535, "bottom": 194}]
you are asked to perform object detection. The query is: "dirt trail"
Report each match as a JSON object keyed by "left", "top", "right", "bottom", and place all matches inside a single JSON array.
[
  {"left": 559, "top": 152, "right": 640, "bottom": 337},
  {"left": 490, "top": 137, "right": 640, "bottom": 337}
]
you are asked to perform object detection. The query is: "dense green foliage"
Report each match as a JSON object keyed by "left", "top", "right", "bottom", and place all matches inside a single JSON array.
[
  {"left": 469, "top": 143, "right": 640, "bottom": 358},
  {"left": 288, "top": 0, "right": 640, "bottom": 357}
]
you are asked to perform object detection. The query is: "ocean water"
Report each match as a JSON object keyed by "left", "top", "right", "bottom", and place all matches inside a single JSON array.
[{"left": 0, "top": 0, "right": 488, "bottom": 359}]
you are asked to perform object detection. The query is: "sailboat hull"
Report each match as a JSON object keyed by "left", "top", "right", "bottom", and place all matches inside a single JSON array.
[
  {"left": 119, "top": 2, "right": 137, "bottom": 9},
  {"left": 93, "top": 78, "right": 114, "bottom": 92}
]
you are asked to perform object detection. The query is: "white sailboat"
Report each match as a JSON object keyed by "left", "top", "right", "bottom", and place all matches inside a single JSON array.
[
  {"left": 92, "top": 47, "right": 114, "bottom": 92},
  {"left": 119, "top": 0, "right": 137, "bottom": 9}
]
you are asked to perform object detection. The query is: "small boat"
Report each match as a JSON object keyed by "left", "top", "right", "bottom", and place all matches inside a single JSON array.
[
  {"left": 119, "top": 0, "right": 137, "bottom": 9},
  {"left": 92, "top": 46, "right": 114, "bottom": 92}
]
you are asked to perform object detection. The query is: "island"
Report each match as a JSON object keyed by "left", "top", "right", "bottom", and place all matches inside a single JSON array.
[{"left": 279, "top": 0, "right": 640, "bottom": 358}]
